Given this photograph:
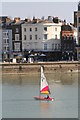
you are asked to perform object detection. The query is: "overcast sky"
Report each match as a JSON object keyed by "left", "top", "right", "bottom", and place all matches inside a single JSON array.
[{"left": 1, "top": 2, "right": 78, "bottom": 23}]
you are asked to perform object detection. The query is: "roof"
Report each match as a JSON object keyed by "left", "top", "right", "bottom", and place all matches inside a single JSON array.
[{"left": 61, "top": 25, "right": 72, "bottom": 31}]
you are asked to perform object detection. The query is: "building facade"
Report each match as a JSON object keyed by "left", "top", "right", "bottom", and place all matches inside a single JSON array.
[
  {"left": 0, "top": 16, "right": 12, "bottom": 62},
  {"left": 0, "top": 29, "right": 12, "bottom": 61},
  {"left": 12, "top": 17, "right": 24, "bottom": 58},
  {"left": 77, "top": 2, "right": 80, "bottom": 60},
  {"left": 22, "top": 19, "right": 62, "bottom": 61},
  {"left": 61, "top": 24, "right": 75, "bottom": 61}
]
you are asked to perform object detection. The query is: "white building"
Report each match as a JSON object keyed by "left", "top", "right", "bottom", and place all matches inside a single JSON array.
[{"left": 22, "top": 21, "right": 62, "bottom": 52}]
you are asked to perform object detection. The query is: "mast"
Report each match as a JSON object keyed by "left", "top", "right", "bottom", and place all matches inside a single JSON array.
[{"left": 40, "top": 66, "right": 50, "bottom": 95}]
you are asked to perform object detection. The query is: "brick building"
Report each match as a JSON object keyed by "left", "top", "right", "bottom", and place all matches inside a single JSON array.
[{"left": 61, "top": 24, "right": 75, "bottom": 60}]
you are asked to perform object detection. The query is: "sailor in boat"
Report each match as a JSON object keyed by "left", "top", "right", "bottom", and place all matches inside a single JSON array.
[{"left": 47, "top": 95, "right": 49, "bottom": 99}]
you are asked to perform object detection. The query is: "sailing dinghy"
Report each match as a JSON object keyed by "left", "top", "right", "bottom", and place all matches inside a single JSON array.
[{"left": 34, "top": 66, "right": 54, "bottom": 101}]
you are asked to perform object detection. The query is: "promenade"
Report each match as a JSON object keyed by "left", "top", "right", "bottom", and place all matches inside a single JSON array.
[{"left": 0, "top": 61, "right": 79, "bottom": 74}]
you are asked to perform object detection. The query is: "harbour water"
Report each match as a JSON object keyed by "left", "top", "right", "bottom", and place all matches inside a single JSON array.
[{"left": 2, "top": 72, "right": 78, "bottom": 118}]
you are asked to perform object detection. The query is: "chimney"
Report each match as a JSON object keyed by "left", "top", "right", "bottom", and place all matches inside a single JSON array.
[
  {"left": 36, "top": 19, "right": 41, "bottom": 23},
  {"left": 62, "top": 21, "right": 65, "bottom": 25},
  {"left": 6, "top": 17, "right": 12, "bottom": 22},
  {"left": 44, "top": 19, "right": 49, "bottom": 23},
  {"left": 64, "top": 19, "right": 66, "bottom": 25},
  {"left": 48, "top": 16, "right": 53, "bottom": 21},
  {"left": 25, "top": 18, "right": 31, "bottom": 22},
  {"left": 33, "top": 17, "right": 41, "bottom": 23},
  {"left": 53, "top": 17, "right": 59, "bottom": 23},
  {"left": 33, "top": 16, "right": 35, "bottom": 20},
  {"left": 41, "top": 16, "right": 45, "bottom": 21},
  {"left": 14, "top": 17, "right": 20, "bottom": 23}
]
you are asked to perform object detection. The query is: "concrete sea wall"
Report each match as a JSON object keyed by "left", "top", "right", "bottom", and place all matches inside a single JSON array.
[{"left": 0, "top": 61, "right": 80, "bottom": 74}]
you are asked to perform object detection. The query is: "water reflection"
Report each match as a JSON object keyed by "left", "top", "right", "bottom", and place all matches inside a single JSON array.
[
  {"left": 40, "top": 101, "right": 51, "bottom": 118},
  {"left": 2, "top": 72, "right": 78, "bottom": 86},
  {"left": 2, "top": 74, "right": 40, "bottom": 86},
  {"left": 40, "top": 101, "right": 50, "bottom": 109}
]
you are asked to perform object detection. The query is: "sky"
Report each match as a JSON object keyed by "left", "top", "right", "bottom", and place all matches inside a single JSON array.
[{"left": 0, "top": 2, "right": 78, "bottom": 23}]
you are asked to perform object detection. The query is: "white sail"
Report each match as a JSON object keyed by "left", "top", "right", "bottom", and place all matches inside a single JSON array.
[{"left": 40, "top": 66, "right": 50, "bottom": 94}]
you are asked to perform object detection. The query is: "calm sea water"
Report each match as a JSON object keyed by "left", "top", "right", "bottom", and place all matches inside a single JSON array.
[{"left": 2, "top": 72, "right": 78, "bottom": 118}]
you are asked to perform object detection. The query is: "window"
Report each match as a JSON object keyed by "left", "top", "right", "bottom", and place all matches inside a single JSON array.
[
  {"left": 64, "top": 35, "right": 66, "bottom": 40},
  {"left": 55, "top": 28, "right": 57, "bottom": 31},
  {"left": 3, "top": 32, "right": 8, "bottom": 37},
  {"left": 55, "top": 35, "right": 57, "bottom": 39},
  {"left": 4, "top": 39, "right": 6, "bottom": 43},
  {"left": 35, "top": 27, "right": 37, "bottom": 31},
  {"left": 24, "top": 28, "right": 26, "bottom": 32},
  {"left": 24, "top": 35, "right": 26, "bottom": 40},
  {"left": 30, "top": 35, "right": 32, "bottom": 40},
  {"left": 67, "top": 35, "right": 69, "bottom": 40},
  {"left": 70, "top": 44, "right": 73, "bottom": 49},
  {"left": 7, "top": 32, "right": 9, "bottom": 37},
  {"left": 16, "top": 28, "right": 19, "bottom": 33},
  {"left": 30, "top": 28, "right": 32, "bottom": 31},
  {"left": 44, "top": 27, "right": 47, "bottom": 31},
  {"left": 52, "top": 44, "right": 54, "bottom": 50},
  {"left": 79, "top": 17, "right": 80, "bottom": 23},
  {"left": 7, "top": 47, "right": 9, "bottom": 51},
  {"left": 7, "top": 39, "right": 9, "bottom": 43},
  {"left": 3, "top": 32, "right": 6, "bottom": 37},
  {"left": 15, "top": 34, "right": 19, "bottom": 41},
  {"left": 58, "top": 44, "right": 60, "bottom": 49},
  {"left": 44, "top": 34, "right": 47, "bottom": 39},
  {"left": 35, "top": 35, "right": 37, "bottom": 40},
  {"left": 44, "top": 44, "right": 47, "bottom": 50},
  {"left": 14, "top": 43, "right": 20, "bottom": 51},
  {"left": 70, "top": 35, "right": 73, "bottom": 40},
  {"left": 67, "top": 44, "right": 69, "bottom": 49},
  {"left": 64, "top": 44, "right": 66, "bottom": 49},
  {"left": 3, "top": 47, "right": 6, "bottom": 51},
  {"left": 79, "top": 27, "right": 80, "bottom": 32},
  {"left": 55, "top": 44, "right": 57, "bottom": 49}
]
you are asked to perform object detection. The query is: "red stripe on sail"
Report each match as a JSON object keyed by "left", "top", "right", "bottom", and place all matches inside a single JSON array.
[{"left": 41, "top": 85, "right": 49, "bottom": 92}]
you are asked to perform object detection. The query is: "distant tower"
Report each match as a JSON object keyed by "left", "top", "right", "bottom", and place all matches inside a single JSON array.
[
  {"left": 78, "top": 1, "right": 80, "bottom": 11},
  {"left": 74, "top": 11, "right": 77, "bottom": 27},
  {"left": 78, "top": 2, "right": 80, "bottom": 46},
  {"left": 77, "top": 1, "right": 80, "bottom": 60}
]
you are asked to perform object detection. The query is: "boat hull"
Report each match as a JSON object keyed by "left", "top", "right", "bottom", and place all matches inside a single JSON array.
[{"left": 34, "top": 96, "right": 54, "bottom": 101}]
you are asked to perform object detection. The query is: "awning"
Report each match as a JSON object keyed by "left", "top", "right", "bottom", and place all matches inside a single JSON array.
[{"left": 40, "top": 54, "right": 46, "bottom": 57}]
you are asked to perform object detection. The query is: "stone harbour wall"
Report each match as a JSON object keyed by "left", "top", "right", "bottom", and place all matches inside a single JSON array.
[{"left": 0, "top": 61, "right": 80, "bottom": 74}]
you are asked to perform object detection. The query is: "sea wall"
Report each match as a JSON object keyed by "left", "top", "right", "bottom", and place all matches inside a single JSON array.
[{"left": 0, "top": 61, "right": 80, "bottom": 74}]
